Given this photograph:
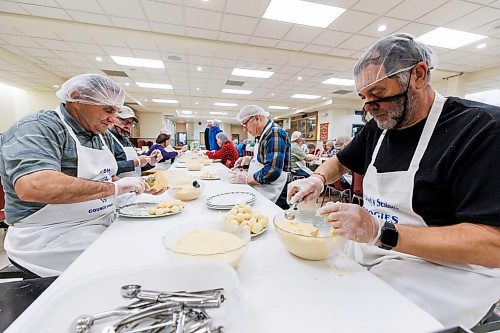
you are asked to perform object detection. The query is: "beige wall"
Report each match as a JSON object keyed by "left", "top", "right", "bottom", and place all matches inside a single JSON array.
[
  {"left": 230, "top": 124, "right": 247, "bottom": 141},
  {"left": 0, "top": 83, "right": 59, "bottom": 132},
  {"left": 135, "top": 111, "right": 163, "bottom": 140}
]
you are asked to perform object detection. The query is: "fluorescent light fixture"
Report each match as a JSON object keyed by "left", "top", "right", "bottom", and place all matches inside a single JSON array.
[
  {"left": 297, "top": 76, "right": 302, "bottom": 81},
  {"left": 95, "top": 56, "right": 102, "bottom": 62},
  {"left": 268, "top": 106, "right": 290, "bottom": 110},
  {"left": 416, "top": 27, "right": 486, "bottom": 49},
  {"left": 210, "top": 111, "right": 228, "bottom": 115},
  {"left": 271, "top": 93, "right": 274, "bottom": 96},
  {"left": 53, "top": 84, "right": 59, "bottom": 88},
  {"left": 263, "top": 0, "right": 345, "bottom": 28},
  {"left": 214, "top": 102, "right": 238, "bottom": 107},
  {"left": 322, "top": 78, "right": 354, "bottom": 86},
  {"left": 231, "top": 68, "right": 274, "bottom": 78},
  {"left": 152, "top": 98, "right": 178, "bottom": 104},
  {"left": 477, "top": 43, "right": 486, "bottom": 49},
  {"left": 377, "top": 24, "right": 387, "bottom": 32},
  {"left": 136, "top": 82, "right": 173, "bottom": 89},
  {"left": 182, "top": 115, "right": 195, "bottom": 118},
  {"left": 111, "top": 56, "right": 164, "bottom": 69},
  {"left": 124, "top": 82, "right": 130, "bottom": 86},
  {"left": 181, "top": 110, "right": 192, "bottom": 114},
  {"left": 221, "top": 88, "right": 253, "bottom": 95},
  {"left": 195, "top": 102, "right": 199, "bottom": 105},
  {"left": 196, "top": 66, "right": 203, "bottom": 71},
  {"left": 291, "top": 94, "right": 321, "bottom": 99},
  {"left": 196, "top": 87, "right": 200, "bottom": 91}
]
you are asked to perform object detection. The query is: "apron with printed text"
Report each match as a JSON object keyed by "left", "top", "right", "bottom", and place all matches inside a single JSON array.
[
  {"left": 248, "top": 121, "right": 288, "bottom": 203},
  {"left": 111, "top": 134, "right": 142, "bottom": 207},
  {"left": 4, "top": 106, "right": 118, "bottom": 277},
  {"left": 343, "top": 92, "right": 500, "bottom": 327}
]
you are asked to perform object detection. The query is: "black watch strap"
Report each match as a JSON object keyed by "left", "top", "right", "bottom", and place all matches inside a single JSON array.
[{"left": 378, "top": 222, "right": 398, "bottom": 250}]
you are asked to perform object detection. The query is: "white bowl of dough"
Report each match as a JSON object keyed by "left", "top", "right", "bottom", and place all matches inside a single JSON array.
[
  {"left": 202, "top": 159, "right": 213, "bottom": 166},
  {"left": 162, "top": 221, "right": 251, "bottom": 267},
  {"left": 186, "top": 161, "right": 203, "bottom": 171},
  {"left": 170, "top": 182, "right": 203, "bottom": 201},
  {"left": 273, "top": 211, "right": 347, "bottom": 261}
]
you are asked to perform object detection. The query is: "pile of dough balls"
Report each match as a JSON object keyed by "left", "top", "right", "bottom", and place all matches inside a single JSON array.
[
  {"left": 201, "top": 172, "right": 218, "bottom": 179},
  {"left": 148, "top": 199, "right": 185, "bottom": 215},
  {"left": 223, "top": 203, "right": 268, "bottom": 234}
]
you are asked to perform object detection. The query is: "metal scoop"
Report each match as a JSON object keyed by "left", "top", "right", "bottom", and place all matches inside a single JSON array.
[{"left": 284, "top": 193, "right": 302, "bottom": 220}]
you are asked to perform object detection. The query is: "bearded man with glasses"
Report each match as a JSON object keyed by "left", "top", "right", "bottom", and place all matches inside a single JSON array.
[{"left": 287, "top": 33, "right": 500, "bottom": 328}]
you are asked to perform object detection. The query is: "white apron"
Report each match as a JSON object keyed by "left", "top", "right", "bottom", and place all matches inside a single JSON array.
[
  {"left": 248, "top": 121, "right": 288, "bottom": 203},
  {"left": 344, "top": 92, "right": 500, "bottom": 327},
  {"left": 4, "top": 106, "right": 118, "bottom": 277},
  {"left": 295, "top": 159, "right": 313, "bottom": 175},
  {"left": 111, "top": 133, "right": 141, "bottom": 178}
]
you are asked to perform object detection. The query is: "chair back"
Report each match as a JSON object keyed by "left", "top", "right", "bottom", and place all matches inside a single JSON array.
[{"left": 352, "top": 172, "right": 364, "bottom": 196}]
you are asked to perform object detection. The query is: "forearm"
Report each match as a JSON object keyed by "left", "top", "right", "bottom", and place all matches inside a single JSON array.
[
  {"left": 314, "top": 156, "right": 349, "bottom": 184},
  {"left": 392, "top": 223, "right": 500, "bottom": 268},
  {"left": 15, "top": 170, "right": 115, "bottom": 204},
  {"left": 117, "top": 159, "right": 136, "bottom": 174}
]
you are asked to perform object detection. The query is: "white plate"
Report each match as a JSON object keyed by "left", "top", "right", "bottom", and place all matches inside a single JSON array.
[
  {"left": 206, "top": 192, "right": 256, "bottom": 207},
  {"left": 12, "top": 262, "right": 246, "bottom": 333},
  {"left": 117, "top": 202, "right": 182, "bottom": 218},
  {"left": 174, "top": 164, "right": 186, "bottom": 168},
  {"left": 251, "top": 226, "right": 267, "bottom": 238},
  {"left": 201, "top": 175, "right": 220, "bottom": 180}
]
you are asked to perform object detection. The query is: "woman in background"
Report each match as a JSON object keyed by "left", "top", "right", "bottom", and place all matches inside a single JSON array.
[
  {"left": 205, "top": 132, "right": 239, "bottom": 168},
  {"left": 147, "top": 133, "right": 178, "bottom": 163}
]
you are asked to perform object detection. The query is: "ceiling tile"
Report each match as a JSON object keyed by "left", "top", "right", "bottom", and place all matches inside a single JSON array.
[
  {"left": 224, "top": 0, "right": 270, "bottom": 18},
  {"left": 149, "top": 22, "right": 185, "bottom": 36},
  {"left": 358, "top": 17, "right": 410, "bottom": 37},
  {"left": 328, "top": 10, "right": 378, "bottom": 33},
  {"left": 313, "top": 30, "right": 352, "bottom": 47},
  {"left": 18, "top": 47, "right": 57, "bottom": 58},
  {"left": 51, "top": 50, "right": 87, "bottom": 61},
  {"left": 17, "top": 0, "right": 59, "bottom": 6},
  {"left": 417, "top": 0, "right": 481, "bottom": 25},
  {"left": 98, "top": 0, "right": 145, "bottom": 19},
  {"left": 276, "top": 40, "right": 304, "bottom": 51},
  {"left": 326, "top": 48, "right": 357, "bottom": 57},
  {"left": 283, "top": 25, "right": 323, "bottom": 43},
  {"left": 14, "top": 25, "right": 59, "bottom": 39},
  {"left": 302, "top": 44, "right": 331, "bottom": 54},
  {"left": 1, "top": 35, "right": 41, "bottom": 48},
  {"left": 66, "top": 10, "right": 113, "bottom": 26},
  {"left": 34, "top": 38, "right": 74, "bottom": 51},
  {"left": 142, "top": 1, "right": 184, "bottom": 25},
  {"left": 218, "top": 32, "right": 250, "bottom": 44},
  {"left": 447, "top": 6, "right": 500, "bottom": 31},
  {"left": 56, "top": 0, "right": 103, "bottom": 13},
  {"left": 248, "top": 36, "right": 279, "bottom": 48},
  {"left": 0, "top": 0, "right": 29, "bottom": 15},
  {"left": 109, "top": 16, "right": 150, "bottom": 30},
  {"left": 221, "top": 14, "right": 259, "bottom": 35},
  {"left": 185, "top": 7, "right": 223, "bottom": 30},
  {"left": 396, "top": 22, "right": 436, "bottom": 37},
  {"left": 185, "top": 27, "right": 219, "bottom": 40},
  {"left": 131, "top": 49, "right": 161, "bottom": 59},
  {"left": 20, "top": 3, "right": 72, "bottom": 20},
  {"left": 185, "top": 0, "right": 226, "bottom": 11},
  {"left": 101, "top": 45, "right": 134, "bottom": 57},
  {"left": 337, "top": 35, "right": 378, "bottom": 51},
  {"left": 351, "top": 0, "right": 404, "bottom": 15},
  {"left": 253, "top": 19, "right": 292, "bottom": 39},
  {"left": 386, "top": 0, "right": 449, "bottom": 21}
]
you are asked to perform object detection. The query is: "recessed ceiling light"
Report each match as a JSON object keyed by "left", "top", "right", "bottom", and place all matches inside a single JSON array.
[
  {"left": 111, "top": 56, "right": 164, "bottom": 69},
  {"left": 210, "top": 111, "right": 228, "bottom": 115},
  {"left": 477, "top": 43, "right": 487, "bottom": 49},
  {"left": 95, "top": 56, "right": 103, "bottom": 62},
  {"left": 196, "top": 87, "right": 200, "bottom": 91},
  {"left": 377, "top": 24, "right": 387, "bottom": 32},
  {"left": 152, "top": 99, "right": 178, "bottom": 104},
  {"left": 416, "top": 27, "right": 486, "bottom": 49},
  {"left": 291, "top": 94, "right": 321, "bottom": 99},
  {"left": 124, "top": 82, "right": 130, "bottom": 86},
  {"left": 271, "top": 93, "right": 275, "bottom": 96},
  {"left": 196, "top": 66, "right": 203, "bottom": 71},
  {"left": 231, "top": 68, "right": 274, "bottom": 78},
  {"left": 297, "top": 76, "right": 302, "bottom": 81},
  {"left": 53, "top": 84, "right": 59, "bottom": 88},
  {"left": 268, "top": 106, "right": 290, "bottom": 110},
  {"left": 144, "top": 99, "right": 148, "bottom": 102},
  {"left": 182, "top": 115, "right": 195, "bottom": 118},
  {"left": 136, "top": 82, "right": 173, "bottom": 89},
  {"left": 322, "top": 97, "right": 326, "bottom": 100},
  {"left": 263, "top": 0, "right": 345, "bottom": 28},
  {"left": 322, "top": 78, "right": 354, "bottom": 86},
  {"left": 214, "top": 102, "right": 238, "bottom": 107},
  {"left": 221, "top": 88, "right": 253, "bottom": 95},
  {"left": 195, "top": 102, "right": 199, "bottom": 105},
  {"left": 181, "top": 110, "right": 192, "bottom": 114}
]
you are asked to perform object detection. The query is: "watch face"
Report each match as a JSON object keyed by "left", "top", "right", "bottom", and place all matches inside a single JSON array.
[{"left": 380, "top": 222, "right": 398, "bottom": 249}]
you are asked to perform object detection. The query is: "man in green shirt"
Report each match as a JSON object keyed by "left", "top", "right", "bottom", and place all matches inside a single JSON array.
[{"left": 290, "top": 131, "right": 317, "bottom": 178}]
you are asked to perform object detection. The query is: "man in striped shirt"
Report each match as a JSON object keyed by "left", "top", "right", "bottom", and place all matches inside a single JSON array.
[{"left": 231, "top": 105, "right": 291, "bottom": 208}]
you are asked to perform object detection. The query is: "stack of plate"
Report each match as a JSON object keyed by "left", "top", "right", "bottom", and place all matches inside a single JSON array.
[{"left": 206, "top": 191, "right": 256, "bottom": 210}]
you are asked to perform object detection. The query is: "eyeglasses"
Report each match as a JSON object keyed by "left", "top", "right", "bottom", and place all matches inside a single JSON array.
[
  {"left": 120, "top": 118, "right": 136, "bottom": 127},
  {"left": 241, "top": 116, "right": 255, "bottom": 127},
  {"left": 362, "top": 69, "right": 413, "bottom": 112}
]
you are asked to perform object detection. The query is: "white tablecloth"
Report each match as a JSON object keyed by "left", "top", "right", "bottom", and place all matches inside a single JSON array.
[{"left": 6, "top": 162, "right": 444, "bottom": 333}]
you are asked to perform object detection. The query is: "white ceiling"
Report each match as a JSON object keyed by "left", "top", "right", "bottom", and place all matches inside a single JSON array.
[{"left": 1, "top": 0, "right": 500, "bottom": 124}]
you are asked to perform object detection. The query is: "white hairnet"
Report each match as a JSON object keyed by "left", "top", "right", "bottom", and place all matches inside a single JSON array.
[
  {"left": 291, "top": 131, "right": 302, "bottom": 142},
  {"left": 207, "top": 119, "right": 213, "bottom": 125},
  {"left": 56, "top": 73, "right": 125, "bottom": 109},
  {"left": 216, "top": 132, "right": 230, "bottom": 143},
  {"left": 213, "top": 119, "right": 222, "bottom": 124},
  {"left": 354, "top": 33, "right": 438, "bottom": 94},
  {"left": 237, "top": 105, "right": 270, "bottom": 122}
]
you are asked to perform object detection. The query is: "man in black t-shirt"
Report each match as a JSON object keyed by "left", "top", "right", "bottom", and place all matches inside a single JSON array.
[{"left": 288, "top": 33, "right": 500, "bottom": 328}]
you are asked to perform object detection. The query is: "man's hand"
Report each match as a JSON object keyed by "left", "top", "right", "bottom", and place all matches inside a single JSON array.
[
  {"left": 233, "top": 156, "right": 252, "bottom": 169},
  {"left": 114, "top": 177, "right": 147, "bottom": 196},
  {"left": 137, "top": 155, "right": 149, "bottom": 167},
  {"left": 287, "top": 176, "right": 324, "bottom": 203},
  {"left": 318, "top": 202, "right": 383, "bottom": 244},
  {"left": 229, "top": 171, "right": 248, "bottom": 184},
  {"left": 148, "top": 149, "right": 163, "bottom": 165}
]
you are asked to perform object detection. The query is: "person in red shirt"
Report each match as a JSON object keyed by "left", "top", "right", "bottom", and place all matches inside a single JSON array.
[{"left": 205, "top": 132, "right": 239, "bottom": 168}]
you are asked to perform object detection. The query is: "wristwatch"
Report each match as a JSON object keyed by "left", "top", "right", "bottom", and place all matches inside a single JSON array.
[{"left": 378, "top": 222, "right": 398, "bottom": 250}]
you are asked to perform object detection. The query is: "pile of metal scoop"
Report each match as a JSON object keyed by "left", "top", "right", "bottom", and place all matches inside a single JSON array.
[{"left": 71, "top": 284, "right": 225, "bottom": 333}]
